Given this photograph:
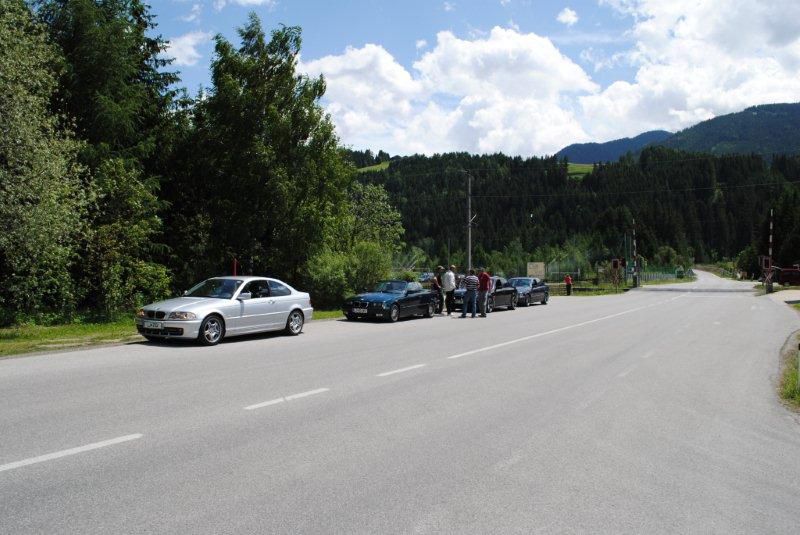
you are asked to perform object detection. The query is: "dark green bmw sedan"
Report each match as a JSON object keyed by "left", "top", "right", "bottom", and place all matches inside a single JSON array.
[{"left": 342, "top": 280, "right": 438, "bottom": 322}]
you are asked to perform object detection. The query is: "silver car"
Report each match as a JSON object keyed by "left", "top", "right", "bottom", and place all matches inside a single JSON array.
[{"left": 135, "top": 276, "right": 313, "bottom": 345}]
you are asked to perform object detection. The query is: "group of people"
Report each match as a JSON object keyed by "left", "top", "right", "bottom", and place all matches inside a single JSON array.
[{"left": 429, "top": 265, "right": 494, "bottom": 318}]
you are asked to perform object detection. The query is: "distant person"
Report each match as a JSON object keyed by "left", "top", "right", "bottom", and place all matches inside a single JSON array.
[
  {"left": 443, "top": 265, "right": 457, "bottom": 315},
  {"left": 432, "top": 266, "right": 444, "bottom": 314},
  {"left": 461, "top": 269, "right": 479, "bottom": 318},
  {"left": 564, "top": 273, "right": 573, "bottom": 296},
  {"left": 478, "top": 267, "right": 491, "bottom": 317}
]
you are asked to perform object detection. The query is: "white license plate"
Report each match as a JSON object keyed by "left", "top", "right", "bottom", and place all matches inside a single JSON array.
[
  {"left": 352, "top": 308, "right": 368, "bottom": 314},
  {"left": 144, "top": 320, "right": 162, "bottom": 329}
]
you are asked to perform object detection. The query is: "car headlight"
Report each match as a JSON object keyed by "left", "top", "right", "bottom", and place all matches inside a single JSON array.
[
  {"left": 382, "top": 301, "right": 390, "bottom": 309},
  {"left": 168, "top": 311, "right": 197, "bottom": 320},
  {"left": 136, "top": 309, "right": 146, "bottom": 318}
]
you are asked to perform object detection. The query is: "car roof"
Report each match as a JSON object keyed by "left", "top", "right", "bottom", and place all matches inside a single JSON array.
[{"left": 210, "top": 275, "right": 270, "bottom": 281}]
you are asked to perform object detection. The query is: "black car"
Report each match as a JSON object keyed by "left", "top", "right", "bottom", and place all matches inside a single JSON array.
[
  {"left": 508, "top": 277, "right": 549, "bottom": 305},
  {"left": 453, "top": 276, "right": 518, "bottom": 313},
  {"left": 342, "top": 280, "right": 438, "bottom": 322}
]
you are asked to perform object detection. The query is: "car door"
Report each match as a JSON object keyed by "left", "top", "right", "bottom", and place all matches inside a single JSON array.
[
  {"left": 401, "top": 283, "right": 422, "bottom": 316},
  {"left": 234, "top": 280, "right": 273, "bottom": 333},
  {"left": 267, "top": 280, "right": 294, "bottom": 329},
  {"left": 531, "top": 278, "right": 544, "bottom": 299}
]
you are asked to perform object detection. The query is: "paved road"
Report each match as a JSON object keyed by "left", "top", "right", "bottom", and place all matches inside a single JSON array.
[{"left": 2, "top": 271, "right": 800, "bottom": 533}]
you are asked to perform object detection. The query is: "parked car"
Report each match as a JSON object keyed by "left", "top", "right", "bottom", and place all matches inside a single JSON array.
[
  {"left": 775, "top": 266, "right": 800, "bottom": 286},
  {"left": 342, "top": 280, "right": 438, "bottom": 322},
  {"left": 507, "top": 277, "right": 549, "bottom": 305},
  {"left": 135, "top": 276, "right": 313, "bottom": 345},
  {"left": 453, "top": 276, "right": 518, "bottom": 312}
]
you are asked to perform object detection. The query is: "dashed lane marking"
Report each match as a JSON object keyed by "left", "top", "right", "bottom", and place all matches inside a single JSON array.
[
  {"left": 377, "top": 364, "right": 427, "bottom": 377},
  {"left": 0, "top": 434, "right": 142, "bottom": 473},
  {"left": 244, "top": 388, "right": 329, "bottom": 411}
]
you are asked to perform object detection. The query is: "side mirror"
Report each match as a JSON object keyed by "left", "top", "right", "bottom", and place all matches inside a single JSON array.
[{"left": 237, "top": 292, "right": 252, "bottom": 301}]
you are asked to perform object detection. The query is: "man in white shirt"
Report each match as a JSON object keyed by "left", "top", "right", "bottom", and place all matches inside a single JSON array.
[{"left": 442, "top": 264, "right": 457, "bottom": 315}]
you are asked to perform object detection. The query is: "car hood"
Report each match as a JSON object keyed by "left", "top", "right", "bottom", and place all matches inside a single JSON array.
[
  {"left": 349, "top": 292, "right": 400, "bottom": 303},
  {"left": 144, "top": 296, "right": 228, "bottom": 311}
]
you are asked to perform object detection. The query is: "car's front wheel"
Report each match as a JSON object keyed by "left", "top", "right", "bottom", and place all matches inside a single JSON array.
[
  {"left": 389, "top": 304, "right": 400, "bottom": 322},
  {"left": 509, "top": 294, "right": 517, "bottom": 310},
  {"left": 424, "top": 302, "right": 434, "bottom": 318},
  {"left": 486, "top": 297, "right": 494, "bottom": 314},
  {"left": 541, "top": 292, "right": 549, "bottom": 305},
  {"left": 285, "top": 310, "right": 304, "bottom": 335},
  {"left": 198, "top": 314, "right": 225, "bottom": 346}
]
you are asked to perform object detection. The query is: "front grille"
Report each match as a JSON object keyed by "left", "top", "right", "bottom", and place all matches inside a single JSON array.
[
  {"left": 145, "top": 310, "right": 166, "bottom": 319},
  {"left": 137, "top": 326, "right": 183, "bottom": 336}
]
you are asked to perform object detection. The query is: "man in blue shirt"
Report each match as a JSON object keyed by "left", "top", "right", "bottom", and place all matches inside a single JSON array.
[{"left": 460, "top": 269, "right": 479, "bottom": 318}]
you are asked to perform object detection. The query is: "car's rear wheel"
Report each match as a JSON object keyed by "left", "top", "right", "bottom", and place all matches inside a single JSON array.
[
  {"left": 389, "top": 304, "right": 400, "bottom": 322},
  {"left": 285, "top": 310, "right": 304, "bottom": 335},
  {"left": 509, "top": 294, "right": 517, "bottom": 310},
  {"left": 198, "top": 315, "right": 224, "bottom": 346},
  {"left": 541, "top": 292, "right": 549, "bottom": 305},
  {"left": 486, "top": 297, "right": 494, "bottom": 314},
  {"left": 424, "top": 302, "right": 434, "bottom": 318}
]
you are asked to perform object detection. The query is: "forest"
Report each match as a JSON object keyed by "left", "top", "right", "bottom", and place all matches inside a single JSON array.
[{"left": 2, "top": 0, "right": 799, "bottom": 326}]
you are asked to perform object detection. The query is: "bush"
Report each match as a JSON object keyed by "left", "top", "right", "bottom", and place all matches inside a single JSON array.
[
  {"left": 349, "top": 241, "right": 392, "bottom": 292},
  {"left": 305, "top": 249, "right": 351, "bottom": 309}
]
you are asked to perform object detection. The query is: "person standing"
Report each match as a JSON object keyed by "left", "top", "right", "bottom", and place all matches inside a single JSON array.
[
  {"left": 443, "top": 264, "right": 456, "bottom": 315},
  {"left": 478, "top": 267, "right": 491, "bottom": 317},
  {"left": 460, "top": 269, "right": 479, "bottom": 318},
  {"left": 564, "top": 273, "right": 573, "bottom": 296},
  {"left": 432, "top": 266, "right": 444, "bottom": 314}
]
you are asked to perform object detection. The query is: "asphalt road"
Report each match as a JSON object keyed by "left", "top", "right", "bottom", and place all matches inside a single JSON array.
[{"left": 2, "top": 271, "right": 800, "bottom": 533}]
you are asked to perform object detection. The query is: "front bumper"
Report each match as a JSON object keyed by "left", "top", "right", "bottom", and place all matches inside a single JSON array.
[
  {"left": 135, "top": 318, "right": 202, "bottom": 339},
  {"left": 343, "top": 303, "right": 391, "bottom": 319}
]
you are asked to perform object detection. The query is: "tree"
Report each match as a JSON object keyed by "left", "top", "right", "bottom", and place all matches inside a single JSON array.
[{"left": 0, "top": 0, "right": 85, "bottom": 323}]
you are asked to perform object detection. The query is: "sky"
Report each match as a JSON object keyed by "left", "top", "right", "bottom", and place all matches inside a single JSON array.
[{"left": 158, "top": 0, "right": 800, "bottom": 157}]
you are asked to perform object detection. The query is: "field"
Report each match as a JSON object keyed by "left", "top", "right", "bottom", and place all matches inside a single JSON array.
[
  {"left": 357, "top": 161, "right": 390, "bottom": 173},
  {"left": 567, "top": 162, "right": 594, "bottom": 179}
]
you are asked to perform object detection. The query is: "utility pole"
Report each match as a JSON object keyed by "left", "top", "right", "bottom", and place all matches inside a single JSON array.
[
  {"left": 632, "top": 218, "right": 639, "bottom": 288},
  {"left": 467, "top": 171, "right": 471, "bottom": 271},
  {"left": 767, "top": 208, "right": 774, "bottom": 293}
]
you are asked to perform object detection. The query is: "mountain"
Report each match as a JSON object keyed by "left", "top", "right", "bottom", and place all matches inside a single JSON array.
[
  {"left": 656, "top": 103, "right": 800, "bottom": 156},
  {"left": 555, "top": 130, "right": 672, "bottom": 163}
]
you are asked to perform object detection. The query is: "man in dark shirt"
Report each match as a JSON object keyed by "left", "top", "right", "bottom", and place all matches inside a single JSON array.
[
  {"left": 460, "top": 269, "right": 479, "bottom": 318},
  {"left": 478, "top": 267, "right": 491, "bottom": 317}
]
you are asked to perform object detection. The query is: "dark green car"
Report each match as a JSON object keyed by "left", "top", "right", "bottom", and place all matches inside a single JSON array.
[{"left": 342, "top": 280, "right": 438, "bottom": 322}]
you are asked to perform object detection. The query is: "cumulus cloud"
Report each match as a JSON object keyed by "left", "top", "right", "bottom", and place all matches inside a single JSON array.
[
  {"left": 415, "top": 39, "right": 428, "bottom": 50},
  {"left": 166, "top": 31, "right": 213, "bottom": 66},
  {"left": 582, "top": 0, "right": 800, "bottom": 140},
  {"left": 443, "top": 2, "right": 456, "bottom": 12},
  {"left": 180, "top": 3, "right": 202, "bottom": 23},
  {"left": 214, "top": 0, "right": 277, "bottom": 11},
  {"left": 302, "top": 27, "right": 596, "bottom": 155},
  {"left": 557, "top": 8, "right": 579, "bottom": 27}
]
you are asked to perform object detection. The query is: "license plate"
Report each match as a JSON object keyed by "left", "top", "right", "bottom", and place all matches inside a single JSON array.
[
  {"left": 352, "top": 308, "right": 368, "bottom": 314},
  {"left": 144, "top": 320, "right": 162, "bottom": 329}
]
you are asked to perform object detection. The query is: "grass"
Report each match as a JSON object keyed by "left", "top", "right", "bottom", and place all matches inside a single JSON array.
[
  {"left": 357, "top": 161, "right": 390, "bottom": 173},
  {"left": 0, "top": 308, "right": 345, "bottom": 358},
  {"left": 640, "top": 276, "right": 696, "bottom": 286},
  {"left": 779, "top": 332, "right": 800, "bottom": 408},
  {"left": 567, "top": 162, "right": 594, "bottom": 179},
  {"left": 0, "top": 319, "right": 140, "bottom": 358}
]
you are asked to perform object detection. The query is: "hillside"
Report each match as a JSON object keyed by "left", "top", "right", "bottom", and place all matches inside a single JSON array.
[
  {"left": 555, "top": 130, "right": 672, "bottom": 163},
  {"left": 656, "top": 103, "right": 800, "bottom": 156}
]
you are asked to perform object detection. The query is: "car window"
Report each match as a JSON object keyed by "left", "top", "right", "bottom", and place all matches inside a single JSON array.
[
  {"left": 268, "top": 280, "right": 292, "bottom": 296},
  {"left": 185, "top": 278, "right": 243, "bottom": 299},
  {"left": 241, "top": 280, "right": 269, "bottom": 298}
]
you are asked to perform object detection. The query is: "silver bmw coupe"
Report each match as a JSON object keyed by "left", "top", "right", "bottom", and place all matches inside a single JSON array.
[{"left": 135, "top": 276, "right": 313, "bottom": 345}]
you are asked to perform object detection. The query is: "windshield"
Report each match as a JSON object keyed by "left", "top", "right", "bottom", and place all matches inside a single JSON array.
[
  {"left": 185, "top": 278, "right": 243, "bottom": 299},
  {"left": 510, "top": 278, "right": 533, "bottom": 287},
  {"left": 373, "top": 281, "right": 408, "bottom": 293}
]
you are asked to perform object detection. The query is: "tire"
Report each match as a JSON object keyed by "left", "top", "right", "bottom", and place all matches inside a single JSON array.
[
  {"left": 486, "top": 297, "right": 494, "bottom": 314},
  {"left": 424, "top": 302, "right": 434, "bottom": 318},
  {"left": 285, "top": 309, "right": 304, "bottom": 335},
  {"left": 198, "top": 314, "right": 225, "bottom": 346},
  {"left": 143, "top": 335, "right": 160, "bottom": 343},
  {"left": 345, "top": 313, "right": 356, "bottom": 321},
  {"left": 389, "top": 304, "right": 400, "bottom": 322},
  {"left": 509, "top": 294, "right": 517, "bottom": 310},
  {"left": 541, "top": 292, "right": 549, "bottom": 305}
]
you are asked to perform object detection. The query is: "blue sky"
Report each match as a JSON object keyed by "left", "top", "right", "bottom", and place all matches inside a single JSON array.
[{"left": 157, "top": 0, "right": 800, "bottom": 156}]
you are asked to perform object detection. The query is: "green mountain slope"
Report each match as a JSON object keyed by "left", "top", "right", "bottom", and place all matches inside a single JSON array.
[
  {"left": 556, "top": 130, "right": 672, "bottom": 163},
  {"left": 656, "top": 103, "right": 800, "bottom": 156}
]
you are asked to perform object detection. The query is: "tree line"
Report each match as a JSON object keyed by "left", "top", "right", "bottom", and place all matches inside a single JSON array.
[{"left": 0, "top": 0, "right": 402, "bottom": 324}]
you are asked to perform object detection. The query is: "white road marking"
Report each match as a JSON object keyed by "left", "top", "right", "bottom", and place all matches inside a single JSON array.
[
  {"left": 0, "top": 434, "right": 142, "bottom": 473},
  {"left": 377, "top": 364, "right": 426, "bottom": 377},
  {"left": 447, "top": 297, "right": 683, "bottom": 360},
  {"left": 245, "top": 388, "right": 329, "bottom": 410},
  {"left": 618, "top": 366, "right": 637, "bottom": 378}
]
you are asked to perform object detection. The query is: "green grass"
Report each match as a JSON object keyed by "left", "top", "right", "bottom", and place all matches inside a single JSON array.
[
  {"left": 567, "top": 162, "right": 593, "bottom": 179},
  {"left": 314, "top": 309, "right": 344, "bottom": 320},
  {"left": 0, "top": 319, "right": 140, "bottom": 358},
  {"left": 640, "top": 277, "right": 696, "bottom": 286},
  {"left": 780, "top": 333, "right": 800, "bottom": 407},
  {"left": 357, "top": 161, "right": 390, "bottom": 173}
]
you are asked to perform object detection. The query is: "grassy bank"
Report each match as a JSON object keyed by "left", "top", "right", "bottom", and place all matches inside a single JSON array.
[
  {"left": 0, "top": 309, "right": 344, "bottom": 358},
  {"left": 0, "top": 319, "right": 140, "bottom": 358},
  {"left": 780, "top": 331, "right": 800, "bottom": 408}
]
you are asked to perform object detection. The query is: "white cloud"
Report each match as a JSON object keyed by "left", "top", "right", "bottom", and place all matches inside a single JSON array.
[
  {"left": 302, "top": 28, "right": 596, "bottom": 156},
  {"left": 180, "top": 3, "right": 202, "bottom": 23},
  {"left": 557, "top": 8, "right": 579, "bottom": 27},
  {"left": 583, "top": 0, "right": 800, "bottom": 140},
  {"left": 415, "top": 39, "right": 428, "bottom": 50},
  {"left": 443, "top": 2, "right": 456, "bottom": 12},
  {"left": 166, "top": 31, "right": 213, "bottom": 66},
  {"left": 214, "top": 0, "right": 277, "bottom": 11}
]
